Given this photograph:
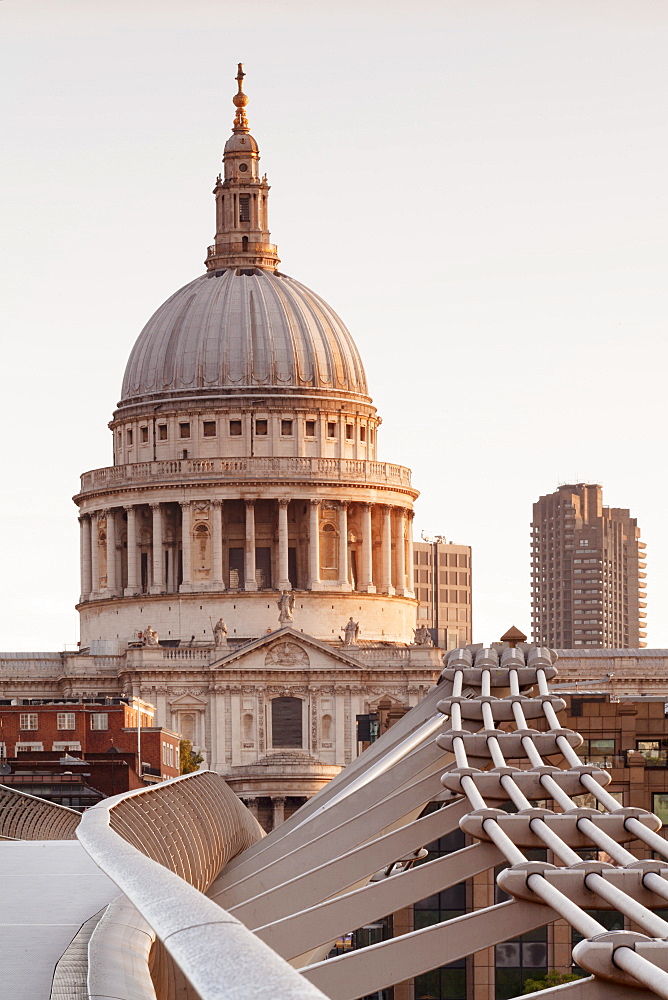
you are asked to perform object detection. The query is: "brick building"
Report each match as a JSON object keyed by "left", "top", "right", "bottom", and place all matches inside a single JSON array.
[{"left": 0, "top": 697, "right": 181, "bottom": 799}]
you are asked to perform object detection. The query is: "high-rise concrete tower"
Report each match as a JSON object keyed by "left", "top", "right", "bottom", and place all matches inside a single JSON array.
[{"left": 530, "top": 483, "right": 647, "bottom": 649}]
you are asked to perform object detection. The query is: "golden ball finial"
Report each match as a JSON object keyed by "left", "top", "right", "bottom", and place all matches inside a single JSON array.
[{"left": 232, "top": 62, "right": 250, "bottom": 132}]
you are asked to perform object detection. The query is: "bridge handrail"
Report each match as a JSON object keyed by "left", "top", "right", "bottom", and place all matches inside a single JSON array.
[
  {"left": 0, "top": 783, "right": 80, "bottom": 840},
  {"left": 76, "top": 770, "right": 328, "bottom": 1000}
]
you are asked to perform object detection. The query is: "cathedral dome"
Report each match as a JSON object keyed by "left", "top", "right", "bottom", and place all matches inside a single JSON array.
[{"left": 118, "top": 267, "right": 369, "bottom": 409}]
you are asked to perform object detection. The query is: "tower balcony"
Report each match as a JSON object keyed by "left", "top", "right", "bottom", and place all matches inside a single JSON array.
[
  {"left": 206, "top": 241, "right": 279, "bottom": 271},
  {"left": 77, "top": 455, "right": 414, "bottom": 498}
]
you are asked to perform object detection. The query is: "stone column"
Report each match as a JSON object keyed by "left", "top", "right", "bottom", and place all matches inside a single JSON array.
[
  {"left": 395, "top": 507, "right": 406, "bottom": 596},
  {"left": 308, "top": 500, "right": 322, "bottom": 590},
  {"left": 179, "top": 501, "right": 192, "bottom": 592},
  {"left": 167, "top": 543, "right": 177, "bottom": 593},
  {"left": 338, "top": 501, "right": 352, "bottom": 590},
  {"left": 244, "top": 796, "right": 260, "bottom": 820},
  {"left": 406, "top": 510, "right": 415, "bottom": 598},
  {"left": 115, "top": 536, "right": 123, "bottom": 597},
  {"left": 212, "top": 500, "right": 224, "bottom": 589},
  {"left": 105, "top": 509, "right": 117, "bottom": 595},
  {"left": 381, "top": 506, "right": 395, "bottom": 595},
  {"left": 244, "top": 500, "right": 258, "bottom": 591},
  {"left": 272, "top": 795, "right": 286, "bottom": 830},
  {"left": 359, "top": 502, "right": 376, "bottom": 593},
  {"left": 90, "top": 511, "right": 100, "bottom": 597},
  {"left": 277, "top": 499, "right": 291, "bottom": 590},
  {"left": 79, "top": 515, "right": 92, "bottom": 602},
  {"left": 125, "top": 505, "right": 138, "bottom": 595},
  {"left": 150, "top": 503, "right": 164, "bottom": 594}
]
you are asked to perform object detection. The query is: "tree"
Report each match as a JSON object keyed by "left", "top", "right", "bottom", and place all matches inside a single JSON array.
[
  {"left": 179, "top": 739, "right": 204, "bottom": 774},
  {"left": 523, "top": 970, "right": 584, "bottom": 994}
]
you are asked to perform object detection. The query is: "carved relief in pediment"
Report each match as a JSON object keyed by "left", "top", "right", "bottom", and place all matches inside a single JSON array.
[{"left": 264, "top": 642, "right": 310, "bottom": 669}]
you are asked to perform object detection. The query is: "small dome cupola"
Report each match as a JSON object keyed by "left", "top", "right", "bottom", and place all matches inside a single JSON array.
[{"left": 205, "top": 64, "right": 280, "bottom": 273}]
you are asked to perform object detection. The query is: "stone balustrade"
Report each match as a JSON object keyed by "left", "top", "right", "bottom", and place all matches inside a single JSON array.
[{"left": 78, "top": 456, "right": 413, "bottom": 495}]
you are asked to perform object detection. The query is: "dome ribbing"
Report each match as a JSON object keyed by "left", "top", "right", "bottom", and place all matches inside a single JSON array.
[{"left": 119, "top": 268, "right": 369, "bottom": 408}]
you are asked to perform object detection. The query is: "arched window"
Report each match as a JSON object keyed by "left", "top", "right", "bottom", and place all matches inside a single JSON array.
[
  {"left": 242, "top": 713, "right": 254, "bottom": 743},
  {"left": 193, "top": 523, "right": 211, "bottom": 577},
  {"left": 180, "top": 713, "right": 195, "bottom": 742},
  {"left": 321, "top": 521, "right": 338, "bottom": 580},
  {"left": 271, "top": 697, "right": 302, "bottom": 748}
]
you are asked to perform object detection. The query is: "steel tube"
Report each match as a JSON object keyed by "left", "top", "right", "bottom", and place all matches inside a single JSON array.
[
  {"left": 613, "top": 946, "right": 668, "bottom": 999},
  {"left": 526, "top": 875, "right": 604, "bottom": 937}
]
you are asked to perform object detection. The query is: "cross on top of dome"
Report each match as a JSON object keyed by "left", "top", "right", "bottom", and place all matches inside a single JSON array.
[{"left": 232, "top": 63, "right": 250, "bottom": 134}]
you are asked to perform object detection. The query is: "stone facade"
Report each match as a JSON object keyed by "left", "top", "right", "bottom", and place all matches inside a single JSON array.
[
  {"left": 0, "top": 631, "right": 441, "bottom": 826},
  {"left": 74, "top": 71, "right": 419, "bottom": 651},
  {"left": 1, "top": 67, "right": 447, "bottom": 826}
]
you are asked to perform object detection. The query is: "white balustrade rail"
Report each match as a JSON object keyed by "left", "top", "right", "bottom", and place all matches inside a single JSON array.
[{"left": 76, "top": 770, "right": 329, "bottom": 1000}]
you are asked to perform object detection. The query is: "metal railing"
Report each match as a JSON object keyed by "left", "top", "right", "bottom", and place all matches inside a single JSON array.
[
  {"left": 207, "top": 241, "right": 278, "bottom": 257},
  {"left": 636, "top": 748, "right": 668, "bottom": 767}
]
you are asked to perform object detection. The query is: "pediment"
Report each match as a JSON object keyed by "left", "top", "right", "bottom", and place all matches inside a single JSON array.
[
  {"left": 211, "top": 626, "right": 364, "bottom": 673},
  {"left": 168, "top": 692, "right": 208, "bottom": 709}
]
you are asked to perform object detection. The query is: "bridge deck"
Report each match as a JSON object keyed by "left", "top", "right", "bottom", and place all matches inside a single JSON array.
[{"left": 0, "top": 840, "right": 118, "bottom": 999}]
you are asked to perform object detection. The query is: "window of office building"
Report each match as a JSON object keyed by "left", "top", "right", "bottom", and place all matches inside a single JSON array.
[
  {"left": 495, "top": 852, "right": 548, "bottom": 998},
  {"left": 57, "top": 712, "right": 76, "bottom": 730},
  {"left": 20, "top": 713, "right": 38, "bottom": 731},
  {"left": 414, "top": 823, "right": 467, "bottom": 1000}
]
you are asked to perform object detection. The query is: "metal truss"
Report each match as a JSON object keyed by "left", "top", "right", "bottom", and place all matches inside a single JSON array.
[{"left": 8, "top": 642, "right": 668, "bottom": 999}]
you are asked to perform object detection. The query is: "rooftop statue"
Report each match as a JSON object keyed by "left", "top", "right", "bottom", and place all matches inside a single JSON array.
[
  {"left": 342, "top": 617, "right": 360, "bottom": 645},
  {"left": 277, "top": 591, "right": 295, "bottom": 625},
  {"left": 213, "top": 618, "right": 228, "bottom": 648},
  {"left": 143, "top": 624, "right": 159, "bottom": 647},
  {"left": 413, "top": 625, "right": 433, "bottom": 647}
]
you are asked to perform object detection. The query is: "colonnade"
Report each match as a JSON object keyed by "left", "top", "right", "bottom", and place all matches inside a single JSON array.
[
  {"left": 78, "top": 498, "right": 414, "bottom": 602},
  {"left": 241, "top": 794, "right": 306, "bottom": 832}
]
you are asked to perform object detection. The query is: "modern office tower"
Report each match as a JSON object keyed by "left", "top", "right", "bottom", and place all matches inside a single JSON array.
[
  {"left": 413, "top": 537, "right": 472, "bottom": 649},
  {"left": 531, "top": 483, "right": 647, "bottom": 649}
]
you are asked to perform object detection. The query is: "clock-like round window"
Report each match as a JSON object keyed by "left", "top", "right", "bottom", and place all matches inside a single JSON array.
[{"left": 239, "top": 163, "right": 248, "bottom": 172}]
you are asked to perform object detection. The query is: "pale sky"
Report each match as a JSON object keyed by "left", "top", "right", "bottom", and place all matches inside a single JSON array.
[{"left": 2, "top": 0, "right": 667, "bottom": 651}]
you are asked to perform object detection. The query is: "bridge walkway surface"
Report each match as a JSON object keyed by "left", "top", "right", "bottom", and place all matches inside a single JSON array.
[{"left": 0, "top": 840, "right": 119, "bottom": 1000}]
